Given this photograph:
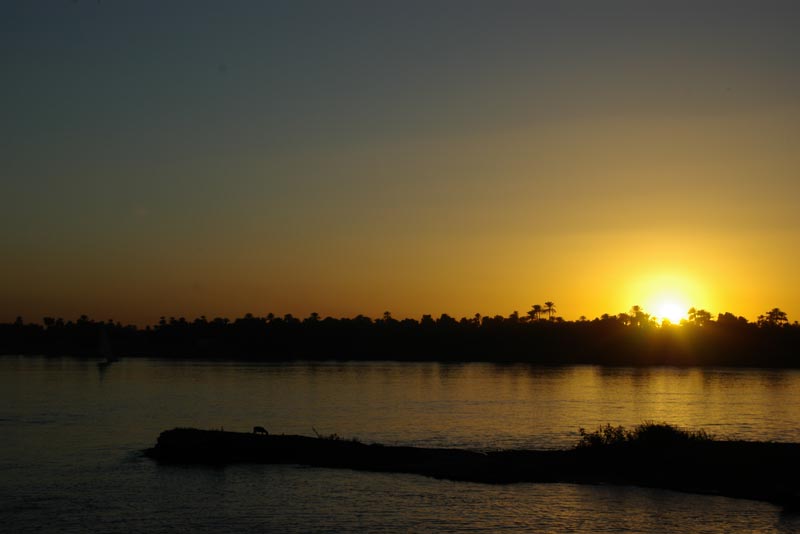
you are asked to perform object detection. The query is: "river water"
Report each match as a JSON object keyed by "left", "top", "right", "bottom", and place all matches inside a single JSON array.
[{"left": 2, "top": 356, "right": 800, "bottom": 532}]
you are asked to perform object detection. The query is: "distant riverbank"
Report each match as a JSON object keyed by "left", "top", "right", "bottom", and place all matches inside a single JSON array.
[{"left": 3, "top": 313, "right": 800, "bottom": 367}]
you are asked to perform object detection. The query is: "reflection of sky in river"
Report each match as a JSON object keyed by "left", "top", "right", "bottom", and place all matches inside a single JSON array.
[{"left": 3, "top": 357, "right": 800, "bottom": 532}]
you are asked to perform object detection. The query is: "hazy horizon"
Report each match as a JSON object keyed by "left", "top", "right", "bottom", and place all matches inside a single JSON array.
[{"left": 3, "top": 1, "right": 800, "bottom": 326}]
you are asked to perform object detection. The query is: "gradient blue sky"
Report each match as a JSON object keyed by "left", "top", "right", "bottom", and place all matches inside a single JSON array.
[{"left": 3, "top": 1, "right": 800, "bottom": 325}]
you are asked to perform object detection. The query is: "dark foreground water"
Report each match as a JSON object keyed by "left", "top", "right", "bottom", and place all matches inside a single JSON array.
[{"left": 2, "top": 356, "right": 800, "bottom": 533}]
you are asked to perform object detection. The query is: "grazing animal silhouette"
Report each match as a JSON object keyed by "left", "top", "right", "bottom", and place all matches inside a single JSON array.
[{"left": 253, "top": 426, "right": 268, "bottom": 435}]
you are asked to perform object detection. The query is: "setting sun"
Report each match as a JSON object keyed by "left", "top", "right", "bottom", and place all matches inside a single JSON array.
[
  {"left": 655, "top": 300, "right": 688, "bottom": 324},
  {"left": 626, "top": 272, "right": 708, "bottom": 325}
]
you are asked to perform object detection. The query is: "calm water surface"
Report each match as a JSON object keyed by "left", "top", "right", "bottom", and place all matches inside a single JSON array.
[{"left": 2, "top": 356, "right": 800, "bottom": 532}]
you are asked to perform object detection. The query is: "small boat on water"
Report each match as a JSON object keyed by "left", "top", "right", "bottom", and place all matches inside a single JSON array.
[{"left": 97, "top": 329, "right": 119, "bottom": 366}]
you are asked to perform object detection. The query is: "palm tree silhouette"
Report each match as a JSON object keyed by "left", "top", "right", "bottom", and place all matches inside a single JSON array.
[
  {"left": 527, "top": 304, "right": 543, "bottom": 322},
  {"left": 544, "top": 301, "right": 556, "bottom": 321}
]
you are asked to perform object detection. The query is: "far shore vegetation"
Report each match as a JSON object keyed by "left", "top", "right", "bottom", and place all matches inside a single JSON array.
[{"left": 1, "top": 304, "right": 798, "bottom": 367}]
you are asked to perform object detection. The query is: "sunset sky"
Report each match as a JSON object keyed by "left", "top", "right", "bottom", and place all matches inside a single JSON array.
[{"left": 3, "top": 1, "right": 800, "bottom": 325}]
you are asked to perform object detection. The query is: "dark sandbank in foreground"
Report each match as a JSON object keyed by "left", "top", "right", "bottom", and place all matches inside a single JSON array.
[{"left": 146, "top": 424, "right": 800, "bottom": 510}]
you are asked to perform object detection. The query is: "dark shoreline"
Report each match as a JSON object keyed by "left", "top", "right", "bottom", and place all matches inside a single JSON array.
[
  {"left": 4, "top": 313, "right": 800, "bottom": 368},
  {"left": 146, "top": 428, "right": 800, "bottom": 510}
]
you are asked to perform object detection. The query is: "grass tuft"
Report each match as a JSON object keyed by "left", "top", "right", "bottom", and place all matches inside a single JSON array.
[{"left": 312, "top": 427, "right": 361, "bottom": 443}]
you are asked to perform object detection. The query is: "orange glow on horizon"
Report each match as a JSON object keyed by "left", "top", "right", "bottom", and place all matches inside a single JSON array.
[{"left": 625, "top": 272, "right": 710, "bottom": 324}]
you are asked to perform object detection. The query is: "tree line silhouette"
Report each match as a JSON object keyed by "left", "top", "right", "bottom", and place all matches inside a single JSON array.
[{"left": 1, "top": 303, "right": 798, "bottom": 367}]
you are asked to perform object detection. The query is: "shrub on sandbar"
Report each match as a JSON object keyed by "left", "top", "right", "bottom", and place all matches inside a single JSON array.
[{"left": 577, "top": 422, "right": 712, "bottom": 449}]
